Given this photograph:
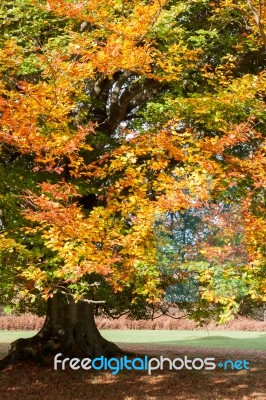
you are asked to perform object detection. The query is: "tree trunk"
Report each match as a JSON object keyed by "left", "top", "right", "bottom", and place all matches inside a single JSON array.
[{"left": 0, "top": 293, "right": 121, "bottom": 368}]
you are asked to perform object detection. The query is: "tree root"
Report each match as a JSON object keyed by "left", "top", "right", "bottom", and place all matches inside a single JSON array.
[{"left": 0, "top": 331, "right": 123, "bottom": 370}]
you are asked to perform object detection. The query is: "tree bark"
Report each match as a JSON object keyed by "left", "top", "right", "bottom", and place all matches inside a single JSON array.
[{"left": 0, "top": 293, "right": 121, "bottom": 368}]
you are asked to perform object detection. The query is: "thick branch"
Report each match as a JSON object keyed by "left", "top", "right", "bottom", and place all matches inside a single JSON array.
[
  {"left": 247, "top": 0, "right": 266, "bottom": 47},
  {"left": 105, "top": 78, "right": 162, "bottom": 133}
]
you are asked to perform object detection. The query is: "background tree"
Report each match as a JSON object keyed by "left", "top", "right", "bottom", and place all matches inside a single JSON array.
[{"left": 0, "top": 0, "right": 265, "bottom": 365}]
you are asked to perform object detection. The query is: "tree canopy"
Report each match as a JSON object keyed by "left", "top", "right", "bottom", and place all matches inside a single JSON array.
[{"left": 0, "top": 0, "right": 265, "bottom": 324}]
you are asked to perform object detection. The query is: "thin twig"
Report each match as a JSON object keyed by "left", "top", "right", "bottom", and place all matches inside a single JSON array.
[{"left": 82, "top": 299, "right": 106, "bottom": 304}]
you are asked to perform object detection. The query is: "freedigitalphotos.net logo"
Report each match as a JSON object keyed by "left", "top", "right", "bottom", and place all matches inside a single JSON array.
[{"left": 54, "top": 354, "right": 250, "bottom": 375}]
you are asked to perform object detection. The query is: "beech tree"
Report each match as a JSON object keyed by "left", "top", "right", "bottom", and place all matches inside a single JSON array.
[{"left": 0, "top": 0, "right": 265, "bottom": 365}]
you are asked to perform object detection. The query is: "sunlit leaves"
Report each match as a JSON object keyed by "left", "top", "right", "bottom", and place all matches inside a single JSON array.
[{"left": 0, "top": 0, "right": 265, "bottom": 321}]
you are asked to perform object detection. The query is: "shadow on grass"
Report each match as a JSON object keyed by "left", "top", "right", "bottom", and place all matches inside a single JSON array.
[
  {"left": 0, "top": 357, "right": 265, "bottom": 400},
  {"left": 0, "top": 332, "right": 265, "bottom": 400}
]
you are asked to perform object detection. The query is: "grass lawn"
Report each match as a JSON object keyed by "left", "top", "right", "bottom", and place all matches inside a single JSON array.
[
  {"left": 0, "top": 330, "right": 265, "bottom": 351},
  {"left": 101, "top": 330, "right": 266, "bottom": 351}
]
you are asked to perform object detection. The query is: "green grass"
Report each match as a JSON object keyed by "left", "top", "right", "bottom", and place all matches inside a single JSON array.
[
  {"left": 0, "top": 330, "right": 265, "bottom": 351},
  {"left": 102, "top": 330, "right": 266, "bottom": 351},
  {"left": 0, "top": 330, "right": 38, "bottom": 343}
]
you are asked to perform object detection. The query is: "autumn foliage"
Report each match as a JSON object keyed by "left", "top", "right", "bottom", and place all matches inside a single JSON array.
[{"left": 0, "top": 0, "right": 265, "bottom": 323}]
